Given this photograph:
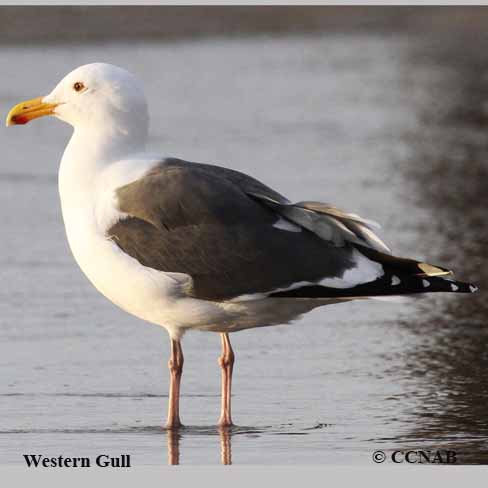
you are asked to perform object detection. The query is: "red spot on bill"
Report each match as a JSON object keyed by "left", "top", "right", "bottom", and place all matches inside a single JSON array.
[{"left": 12, "top": 115, "right": 29, "bottom": 125}]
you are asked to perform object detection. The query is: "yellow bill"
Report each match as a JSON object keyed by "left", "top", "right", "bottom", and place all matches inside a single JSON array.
[{"left": 6, "top": 96, "right": 58, "bottom": 127}]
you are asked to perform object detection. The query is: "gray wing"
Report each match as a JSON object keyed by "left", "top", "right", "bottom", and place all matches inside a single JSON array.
[
  {"left": 158, "top": 159, "right": 390, "bottom": 252},
  {"left": 171, "top": 159, "right": 389, "bottom": 252},
  {"left": 247, "top": 195, "right": 391, "bottom": 253},
  {"left": 108, "top": 158, "right": 363, "bottom": 301}
]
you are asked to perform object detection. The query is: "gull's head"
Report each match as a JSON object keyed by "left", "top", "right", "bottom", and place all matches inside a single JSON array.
[{"left": 6, "top": 63, "right": 149, "bottom": 136}]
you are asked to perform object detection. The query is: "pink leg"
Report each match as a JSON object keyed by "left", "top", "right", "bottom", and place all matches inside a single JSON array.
[
  {"left": 166, "top": 339, "right": 184, "bottom": 429},
  {"left": 218, "top": 333, "right": 235, "bottom": 427}
]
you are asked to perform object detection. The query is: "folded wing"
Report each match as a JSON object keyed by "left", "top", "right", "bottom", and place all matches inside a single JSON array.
[{"left": 107, "top": 158, "right": 381, "bottom": 301}]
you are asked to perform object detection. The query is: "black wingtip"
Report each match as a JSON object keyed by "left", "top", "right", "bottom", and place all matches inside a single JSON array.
[
  {"left": 269, "top": 275, "right": 479, "bottom": 299},
  {"left": 417, "top": 276, "right": 478, "bottom": 294}
]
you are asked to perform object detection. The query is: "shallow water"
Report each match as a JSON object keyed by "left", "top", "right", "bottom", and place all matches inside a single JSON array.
[{"left": 0, "top": 34, "right": 486, "bottom": 465}]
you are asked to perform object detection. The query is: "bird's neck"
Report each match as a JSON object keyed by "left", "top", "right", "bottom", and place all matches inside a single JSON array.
[
  {"left": 58, "top": 124, "right": 147, "bottom": 220},
  {"left": 61, "top": 123, "right": 145, "bottom": 182},
  {"left": 69, "top": 122, "right": 147, "bottom": 164}
]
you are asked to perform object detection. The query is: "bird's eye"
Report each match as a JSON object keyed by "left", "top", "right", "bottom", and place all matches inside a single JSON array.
[{"left": 73, "top": 82, "right": 85, "bottom": 92}]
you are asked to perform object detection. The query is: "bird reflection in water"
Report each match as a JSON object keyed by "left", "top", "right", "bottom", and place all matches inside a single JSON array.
[
  {"left": 219, "top": 427, "right": 232, "bottom": 465},
  {"left": 166, "top": 428, "right": 181, "bottom": 465},
  {"left": 166, "top": 426, "right": 232, "bottom": 465}
]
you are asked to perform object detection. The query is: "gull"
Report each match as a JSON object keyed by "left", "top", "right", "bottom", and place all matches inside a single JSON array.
[{"left": 6, "top": 63, "right": 478, "bottom": 429}]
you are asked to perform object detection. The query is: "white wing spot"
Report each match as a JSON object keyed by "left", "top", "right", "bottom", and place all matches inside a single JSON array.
[
  {"left": 470, "top": 285, "right": 478, "bottom": 293},
  {"left": 391, "top": 275, "right": 401, "bottom": 286},
  {"left": 319, "top": 249, "right": 384, "bottom": 289},
  {"left": 273, "top": 217, "right": 302, "bottom": 233},
  {"left": 422, "top": 279, "right": 430, "bottom": 288},
  {"left": 450, "top": 283, "right": 459, "bottom": 292}
]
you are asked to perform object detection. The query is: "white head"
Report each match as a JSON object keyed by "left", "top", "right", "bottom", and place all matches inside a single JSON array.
[{"left": 7, "top": 63, "right": 149, "bottom": 151}]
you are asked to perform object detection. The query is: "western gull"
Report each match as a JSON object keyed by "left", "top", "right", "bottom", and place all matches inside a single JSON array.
[{"left": 6, "top": 63, "right": 478, "bottom": 429}]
